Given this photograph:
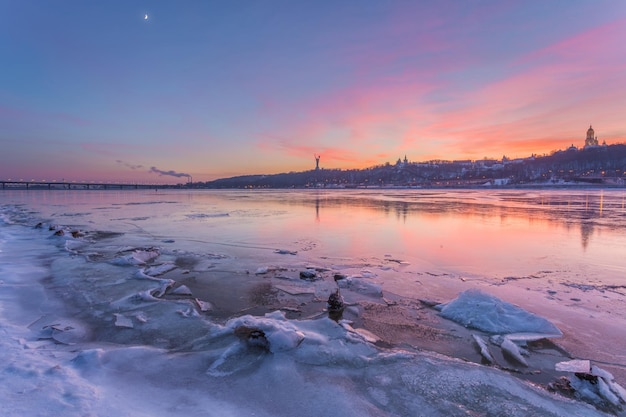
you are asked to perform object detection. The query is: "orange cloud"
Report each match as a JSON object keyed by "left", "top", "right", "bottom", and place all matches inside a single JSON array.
[{"left": 254, "top": 16, "right": 626, "bottom": 167}]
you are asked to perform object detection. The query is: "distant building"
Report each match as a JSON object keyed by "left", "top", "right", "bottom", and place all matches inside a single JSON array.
[
  {"left": 396, "top": 155, "right": 409, "bottom": 167},
  {"left": 585, "top": 125, "right": 599, "bottom": 147}
]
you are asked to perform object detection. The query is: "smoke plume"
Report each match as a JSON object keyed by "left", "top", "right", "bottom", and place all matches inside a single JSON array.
[{"left": 149, "top": 166, "right": 190, "bottom": 178}]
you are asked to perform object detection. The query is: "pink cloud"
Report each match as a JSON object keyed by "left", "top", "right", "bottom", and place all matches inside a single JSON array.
[
  {"left": 252, "top": 13, "right": 626, "bottom": 170},
  {"left": 398, "top": 17, "right": 626, "bottom": 159}
]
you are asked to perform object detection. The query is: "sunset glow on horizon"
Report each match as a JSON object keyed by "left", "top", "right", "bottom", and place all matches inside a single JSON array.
[{"left": 1, "top": 1, "right": 625, "bottom": 183}]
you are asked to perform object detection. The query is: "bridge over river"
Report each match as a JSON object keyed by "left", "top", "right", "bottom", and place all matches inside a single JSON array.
[{"left": 0, "top": 180, "right": 182, "bottom": 190}]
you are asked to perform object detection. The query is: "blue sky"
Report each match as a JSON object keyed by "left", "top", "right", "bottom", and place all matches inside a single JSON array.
[{"left": 1, "top": 1, "right": 625, "bottom": 183}]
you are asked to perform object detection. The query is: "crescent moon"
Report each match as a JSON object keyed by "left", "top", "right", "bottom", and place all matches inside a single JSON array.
[{"left": 144, "top": 14, "right": 149, "bottom": 20}]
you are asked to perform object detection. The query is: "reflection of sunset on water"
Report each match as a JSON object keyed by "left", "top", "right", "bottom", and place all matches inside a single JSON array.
[{"left": 241, "top": 189, "right": 625, "bottom": 286}]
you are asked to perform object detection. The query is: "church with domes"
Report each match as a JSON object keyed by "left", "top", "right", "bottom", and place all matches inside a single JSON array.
[{"left": 585, "top": 125, "right": 599, "bottom": 147}]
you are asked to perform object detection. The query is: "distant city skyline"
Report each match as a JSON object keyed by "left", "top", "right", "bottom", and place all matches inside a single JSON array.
[{"left": 1, "top": 1, "right": 625, "bottom": 183}]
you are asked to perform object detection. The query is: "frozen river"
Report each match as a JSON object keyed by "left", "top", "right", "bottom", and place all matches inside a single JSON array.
[{"left": 1, "top": 188, "right": 625, "bottom": 416}]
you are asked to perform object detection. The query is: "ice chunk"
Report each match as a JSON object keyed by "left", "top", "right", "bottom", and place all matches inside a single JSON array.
[
  {"left": 472, "top": 334, "right": 495, "bottom": 364},
  {"left": 177, "top": 307, "right": 200, "bottom": 318},
  {"left": 501, "top": 337, "right": 528, "bottom": 366},
  {"left": 353, "top": 328, "right": 380, "bottom": 344},
  {"left": 503, "top": 332, "right": 563, "bottom": 343},
  {"left": 597, "top": 377, "right": 620, "bottom": 406},
  {"left": 590, "top": 364, "right": 613, "bottom": 380},
  {"left": 439, "top": 289, "right": 561, "bottom": 335},
  {"left": 608, "top": 379, "right": 626, "bottom": 404},
  {"left": 194, "top": 298, "right": 213, "bottom": 312},
  {"left": 336, "top": 276, "right": 383, "bottom": 297},
  {"left": 591, "top": 365, "right": 626, "bottom": 403},
  {"left": 114, "top": 313, "right": 133, "bottom": 328},
  {"left": 143, "top": 263, "right": 176, "bottom": 276},
  {"left": 170, "top": 285, "right": 192, "bottom": 296},
  {"left": 555, "top": 359, "right": 591, "bottom": 373},
  {"left": 226, "top": 311, "right": 305, "bottom": 353},
  {"left": 131, "top": 248, "right": 160, "bottom": 264}
]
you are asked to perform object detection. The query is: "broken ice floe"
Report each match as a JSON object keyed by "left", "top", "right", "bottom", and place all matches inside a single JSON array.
[
  {"left": 472, "top": 334, "right": 495, "bottom": 364},
  {"left": 554, "top": 359, "right": 626, "bottom": 410},
  {"left": 500, "top": 337, "right": 529, "bottom": 367},
  {"left": 194, "top": 298, "right": 213, "bottom": 312},
  {"left": 225, "top": 311, "right": 306, "bottom": 353},
  {"left": 114, "top": 313, "right": 134, "bottom": 329},
  {"left": 438, "top": 289, "right": 562, "bottom": 336},
  {"left": 439, "top": 290, "right": 564, "bottom": 370},
  {"left": 556, "top": 359, "right": 591, "bottom": 373},
  {"left": 111, "top": 248, "right": 161, "bottom": 266},
  {"left": 30, "top": 318, "right": 89, "bottom": 345},
  {"left": 169, "top": 285, "right": 192, "bottom": 296},
  {"left": 205, "top": 311, "right": 382, "bottom": 377},
  {"left": 142, "top": 263, "right": 176, "bottom": 277},
  {"left": 177, "top": 307, "right": 200, "bottom": 318},
  {"left": 336, "top": 275, "right": 383, "bottom": 297}
]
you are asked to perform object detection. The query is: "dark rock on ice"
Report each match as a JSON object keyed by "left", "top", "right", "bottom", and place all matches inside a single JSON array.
[
  {"left": 234, "top": 326, "right": 270, "bottom": 351},
  {"left": 575, "top": 372, "right": 598, "bottom": 383},
  {"left": 299, "top": 269, "right": 318, "bottom": 280},
  {"left": 34, "top": 222, "right": 43, "bottom": 229},
  {"left": 334, "top": 273, "right": 347, "bottom": 281},
  {"left": 274, "top": 249, "right": 297, "bottom": 255},
  {"left": 53, "top": 229, "right": 65, "bottom": 236},
  {"left": 327, "top": 289, "right": 345, "bottom": 311},
  {"left": 327, "top": 289, "right": 345, "bottom": 321}
]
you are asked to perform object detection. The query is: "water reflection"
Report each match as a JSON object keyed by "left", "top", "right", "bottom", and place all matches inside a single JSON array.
[{"left": 288, "top": 189, "right": 625, "bottom": 254}]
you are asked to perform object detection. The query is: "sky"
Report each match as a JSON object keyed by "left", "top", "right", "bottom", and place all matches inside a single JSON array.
[{"left": 1, "top": 1, "right": 625, "bottom": 183}]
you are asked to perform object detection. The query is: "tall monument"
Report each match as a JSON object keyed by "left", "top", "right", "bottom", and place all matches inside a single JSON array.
[
  {"left": 314, "top": 154, "right": 320, "bottom": 171},
  {"left": 585, "top": 125, "right": 598, "bottom": 147}
]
